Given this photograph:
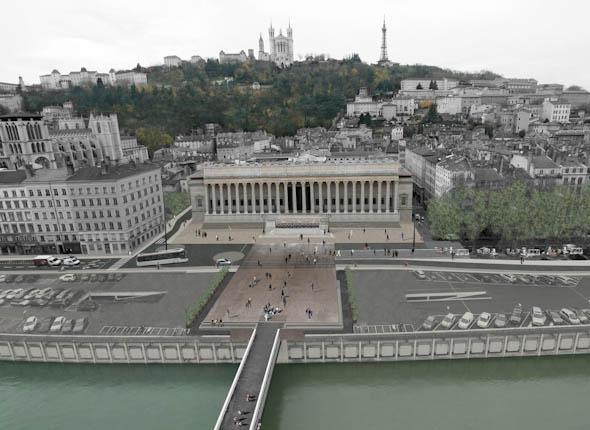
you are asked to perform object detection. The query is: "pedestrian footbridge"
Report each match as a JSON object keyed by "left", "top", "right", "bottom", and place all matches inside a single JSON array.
[{"left": 214, "top": 323, "right": 281, "bottom": 430}]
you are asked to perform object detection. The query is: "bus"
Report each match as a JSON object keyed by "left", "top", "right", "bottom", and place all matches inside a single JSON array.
[{"left": 135, "top": 247, "right": 188, "bottom": 267}]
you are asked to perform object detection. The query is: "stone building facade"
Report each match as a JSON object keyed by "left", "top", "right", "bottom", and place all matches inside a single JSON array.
[
  {"left": 189, "top": 159, "right": 413, "bottom": 227},
  {"left": 0, "top": 164, "right": 163, "bottom": 256}
]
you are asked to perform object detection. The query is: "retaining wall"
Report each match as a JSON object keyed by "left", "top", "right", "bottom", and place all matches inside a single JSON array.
[
  {"left": 276, "top": 326, "right": 590, "bottom": 363},
  {"left": 0, "top": 334, "right": 248, "bottom": 364}
]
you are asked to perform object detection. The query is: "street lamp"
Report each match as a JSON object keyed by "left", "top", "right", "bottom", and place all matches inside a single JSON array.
[{"left": 412, "top": 212, "right": 416, "bottom": 253}]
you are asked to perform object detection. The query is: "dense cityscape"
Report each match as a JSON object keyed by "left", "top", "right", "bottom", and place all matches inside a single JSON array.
[{"left": 1, "top": 7, "right": 590, "bottom": 430}]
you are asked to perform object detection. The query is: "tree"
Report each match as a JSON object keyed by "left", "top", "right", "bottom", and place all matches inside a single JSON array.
[
  {"left": 484, "top": 122, "right": 494, "bottom": 138},
  {"left": 423, "top": 104, "right": 442, "bottom": 124},
  {"left": 416, "top": 83, "right": 423, "bottom": 90},
  {"left": 567, "top": 85, "right": 583, "bottom": 91},
  {"left": 136, "top": 127, "right": 173, "bottom": 153},
  {"left": 518, "top": 129, "right": 526, "bottom": 138}
]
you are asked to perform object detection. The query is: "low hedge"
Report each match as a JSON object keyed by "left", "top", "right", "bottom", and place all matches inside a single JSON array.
[
  {"left": 345, "top": 267, "right": 359, "bottom": 322},
  {"left": 185, "top": 268, "right": 228, "bottom": 327}
]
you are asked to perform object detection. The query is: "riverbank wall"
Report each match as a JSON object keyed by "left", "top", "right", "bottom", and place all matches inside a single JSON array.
[
  {"left": 276, "top": 325, "right": 590, "bottom": 363},
  {"left": 2, "top": 325, "right": 590, "bottom": 365},
  {"left": 0, "top": 333, "right": 249, "bottom": 364}
]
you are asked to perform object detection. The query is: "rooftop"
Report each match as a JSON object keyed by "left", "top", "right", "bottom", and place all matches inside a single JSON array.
[
  {"left": 66, "top": 163, "right": 160, "bottom": 182},
  {"left": 532, "top": 155, "right": 559, "bottom": 170}
]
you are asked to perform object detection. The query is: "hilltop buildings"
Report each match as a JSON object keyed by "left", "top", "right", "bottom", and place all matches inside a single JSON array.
[{"left": 40, "top": 68, "right": 147, "bottom": 89}]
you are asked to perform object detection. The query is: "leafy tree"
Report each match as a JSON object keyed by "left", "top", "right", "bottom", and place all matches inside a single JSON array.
[
  {"left": 423, "top": 104, "right": 442, "bottom": 124},
  {"left": 416, "top": 83, "right": 423, "bottom": 90},
  {"left": 567, "top": 85, "right": 583, "bottom": 91},
  {"left": 518, "top": 129, "right": 526, "bottom": 138},
  {"left": 136, "top": 127, "right": 173, "bottom": 153}
]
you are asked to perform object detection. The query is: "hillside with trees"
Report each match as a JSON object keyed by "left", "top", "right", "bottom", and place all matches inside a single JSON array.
[{"left": 23, "top": 58, "right": 499, "bottom": 141}]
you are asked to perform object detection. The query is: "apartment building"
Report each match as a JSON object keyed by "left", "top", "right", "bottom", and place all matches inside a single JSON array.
[{"left": 0, "top": 164, "right": 164, "bottom": 256}]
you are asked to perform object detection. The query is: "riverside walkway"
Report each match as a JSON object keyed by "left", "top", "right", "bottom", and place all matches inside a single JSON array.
[{"left": 217, "top": 323, "right": 280, "bottom": 430}]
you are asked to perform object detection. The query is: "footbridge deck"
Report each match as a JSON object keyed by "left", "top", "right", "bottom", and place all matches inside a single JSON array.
[{"left": 215, "top": 323, "right": 281, "bottom": 429}]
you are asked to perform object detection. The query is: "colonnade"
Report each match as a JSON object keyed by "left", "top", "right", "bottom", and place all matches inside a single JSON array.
[{"left": 205, "top": 179, "right": 399, "bottom": 215}]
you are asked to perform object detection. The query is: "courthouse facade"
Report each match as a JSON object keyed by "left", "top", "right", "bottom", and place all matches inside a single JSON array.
[{"left": 189, "top": 159, "right": 413, "bottom": 226}]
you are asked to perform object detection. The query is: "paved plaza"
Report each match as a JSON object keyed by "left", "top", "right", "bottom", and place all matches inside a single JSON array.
[
  {"left": 170, "top": 220, "right": 423, "bottom": 246},
  {"left": 204, "top": 243, "right": 341, "bottom": 326}
]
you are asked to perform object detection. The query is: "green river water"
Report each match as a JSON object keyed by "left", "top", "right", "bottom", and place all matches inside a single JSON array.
[{"left": 2, "top": 357, "right": 590, "bottom": 430}]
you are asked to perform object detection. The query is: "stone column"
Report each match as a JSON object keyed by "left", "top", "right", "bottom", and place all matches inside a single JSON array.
[
  {"left": 319, "top": 181, "right": 323, "bottom": 213},
  {"left": 377, "top": 180, "right": 383, "bottom": 213},
  {"left": 227, "top": 184, "right": 233, "bottom": 214},
  {"left": 301, "top": 181, "right": 307, "bottom": 214},
  {"left": 250, "top": 183, "right": 256, "bottom": 214},
  {"left": 369, "top": 181, "right": 374, "bottom": 213},
  {"left": 291, "top": 181, "right": 297, "bottom": 214},
  {"left": 360, "top": 181, "right": 365, "bottom": 213},
  {"left": 335, "top": 181, "right": 340, "bottom": 213},
  {"left": 352, "top": 181, "right": 357, "bottom": 213},
  {"left": 327, "top": 181, "right": 332, "bottom": 213},
  {"left": 235, "top": 184, "right": 241, "bottom": 214},
  {"left": 219, "top": 184, "right": 225, "bottom": 214},
  {"left": 211, "top": 184, "right": 217, "bottom": 214},
  {"left": 394, "top": 181, "right": 399, "bottom": 213},
  {"left": 275, "top": 182, "right": 280, "bottom": 215},
  {"left": 267, "top": 182, "right": 273, "bottom": 214},
  {"left": 343, "top": 181, "right": 348, "bottom": 213},
  {"left": 205, "top": 185, "right": 210, "bottom": 214},
  {"left": 386, "top": 181, "right": 391, "bottom": 213},
  {"left": 310, "top": 182, "right": 315, "bottom": 213}
]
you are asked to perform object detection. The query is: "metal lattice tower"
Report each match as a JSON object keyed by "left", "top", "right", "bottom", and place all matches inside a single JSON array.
[{"left": 380, "top": 18, "right": 388, "bottom": 62}]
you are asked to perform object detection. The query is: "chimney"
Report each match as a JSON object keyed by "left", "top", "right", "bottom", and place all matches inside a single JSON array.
[{"left": 65, "top": 161, "right": 75, "bottom": 176}]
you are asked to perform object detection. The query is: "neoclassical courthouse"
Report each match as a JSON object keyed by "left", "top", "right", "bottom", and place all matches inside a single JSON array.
[{"left": 189, "top": 158, "right": 413, "bottom": 228}]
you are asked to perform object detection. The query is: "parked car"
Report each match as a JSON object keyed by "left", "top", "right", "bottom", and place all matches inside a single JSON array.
[
  {"left": 23, "top": 316, "right": 38, "bottom": 333},
  {"left": 516, "top": 275, "right": 533, "bottom": 284},
  {"left": 72, "top": 317, "right": 88, "bottom": 334},
  {"left": 457, "top": 312, "right": 474, "bottom": 329},
  {"left": 14, "top": 275, "right": 25, "bottom": 283},
  {"left": 548, "top": 310, "right": 565, "bottom": 325},
  {"left": 35, "top": 288, "right": 52, "bottom": 299},
  {"left": 24, "top": 289, "right": 40, "bottom": 300},
  {"left": 0, "top": 274, "right": 6, "bottom": 283},
  {"left": 494, "top": 313, "right": 508, "bottom": 328},
  {"left": 216, "top": 258, "right": 232, "bottom": 267},
  {"left": 89, "top": 274, "right": 98, "bottom": 282},
  {"left": 61, "top": 319, "right": 74, "bottom": 334},
  {"left": 560, "top": 308, "right": 580, "bottom": 325},
  {"left": 114, "top": 273, "right": 123, "bottom": 282},
  {"left": 59, "top": 274, "right": 76, "bottom": 282},
  {"left": 476, "top": 312, "right": 492, "bottom": 328},
  {"left": 55, "top": 289, "right": 70, "bottom": 301},
  {"left": 580, "top": 309, "right": 590, "bottom": 321},
  {"left": 510, "top": 304, "right": 523, "bottom": 325},
  {"left": 555, "top": 275, "right": 577, "bottom": 286},
  {"left": 12, "top": 299, "right": 31, "bottom": 307},
  {"left": 499, "top": 273, "right": 516, "bottom": 283},
  {"left": 63, "top": 257, "right": 80, "bottom": 266},
  {"left": 414, "top": 270, "right": 427, "bottom": 280},
  {"left": 531, "top": 306, "right": 547, "bottom": 326},
  {"left": 31, "top": 298, "right": 49, "bottom": 307},
  {"left": 421, "top": 315, "right": 437, "bottom": 330},
  {"left": 440, "top": 313, "right": 456, "bottom": 329},
  {"left": 6, "top": 289, "right": 23, "bottom": 300},
  {"left": 106, "top": 273, "right": 116, "bottom": 282},
  {"left": 49, "top": 316, "right": 66, "bottom": 333}
]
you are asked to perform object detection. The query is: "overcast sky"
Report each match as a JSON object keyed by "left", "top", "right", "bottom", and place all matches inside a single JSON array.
[{"left": 3, "top": 0, "right": 589, "bottom": 90}]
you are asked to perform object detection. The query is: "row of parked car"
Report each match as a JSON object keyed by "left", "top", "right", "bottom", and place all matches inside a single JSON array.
[
  {"left": 0, "top": 287, "right": 79, "bottom": 308},
  {"left": 60, "top": 273, "right": 124, "bottom": 283},
  {"left": 421, "top": 305, "right": 590, "bottom": 331},
  {"left": 23, "top": 316, "right": 88, "bottom": 334},
  {"left": 413, "top": 270, "right": 579, "bottom": 287}
]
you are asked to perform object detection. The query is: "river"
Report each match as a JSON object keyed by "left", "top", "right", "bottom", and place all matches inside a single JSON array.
[{"left": 2, "top": 357, "right": 590, "bottom": 430}]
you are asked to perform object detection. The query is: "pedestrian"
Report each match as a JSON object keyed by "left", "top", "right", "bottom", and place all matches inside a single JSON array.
[
  {"left": 216, "top": 235, "right": 219, "bottom": 241},
  {"left": 269, "top": 247, "right": 272, "bottom": 254},
  {"left": 284, "top": 280, "right": 287, "bottom": 288},
  {"left": 281, "top": 289, "right": 285, "bottom": 297},
  {"left": 520, "top": 256, "right": 524, "bottom": 264},
  {"left": 363, "top": 228, "right": 366, "bottom": 233},
  {"left": 227, "top": 309, "right": 230, "bottom": 317},
  {"left": 268, "top": 283, "right": 272, "bottom": 291},
  {"left": 157, "top": 262, "right": 160, "bottom": 270},
  {"left": 282, "top": 296, "right": 287, "bottom": 306},
  {"left": 401, "top": 232, "right": 404, "bottom": 240},
  {"left": 386, "top": 234, "right": 389, "bottom": 241},
  {"left": 311, "top": 282, "right": 314, "bottom": 291}
]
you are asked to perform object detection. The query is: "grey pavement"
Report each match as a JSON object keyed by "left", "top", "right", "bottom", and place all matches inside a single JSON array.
[
  {"left": 352, "top": 269, "right": 590, "bottom": 328},
  {"left": 220, "top": 323, "right": 278, "bottom": 430}
]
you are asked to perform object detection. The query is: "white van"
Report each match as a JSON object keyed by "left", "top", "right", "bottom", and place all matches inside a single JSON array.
[
  {"left": 526, "top": 248, "right": 541, "bottom": 257},
  {"left": 454, "top": 249, "right": 470, "bottom": 257}
]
